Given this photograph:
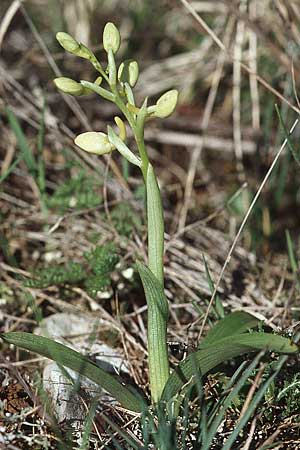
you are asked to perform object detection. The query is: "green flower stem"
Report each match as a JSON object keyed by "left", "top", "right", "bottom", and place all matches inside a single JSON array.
[
  {"left": 145, "top": 165, "right": 169, "bottom": 402},
  {"left": 114, "top": 89, "right": 164, "bottom": 283},
  {"left": 107, "top": 50, "right": 169, "bottom": 402},
  {"left": 92, "top": 59, "right": 109, "bottom": 83},
  {"left": 113, "top": 93, "right": 149, "bottom": 181},
  {"left": 80, "top": 80, "right": 114, "bottom": 102},
  {"left": 134, "top": 106, "right": 169, "bottom": 402},
  {"left": 108, "top": 49, "right": 117, "bottom": 87},
  {"left": 108, "top": 51, "right": 148, "bottom": 177},
  {"left": 135, "top": 100, "right": 149, "bottom": 176},
  {"left": 147, "top": 164, "right": 164, "bottom": 285}
]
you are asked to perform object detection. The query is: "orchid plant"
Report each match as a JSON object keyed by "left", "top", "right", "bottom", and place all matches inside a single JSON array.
[
  {"left": 55, "top": 22, "right": 177, "bottom": 403},
  {"left": 1, "top": 23, "right": 298, "bottom": 418}
]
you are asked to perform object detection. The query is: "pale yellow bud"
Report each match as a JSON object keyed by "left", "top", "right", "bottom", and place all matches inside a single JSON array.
[
  {"left": 94, "top": 76, "right": 103, "bottom": 86},
  {"left": 154, "top": 90, "right": 178, "bottom": 118},
  {"left": 54, "top": 77, "right": 83, "bottom": 96},
  {"left": 118, "top": 60, "right": 139, "bottom": 87},
  {"left": 56, "top": 32, "right": 79, "bottom": 53},
  {"left": 103, "top": 22, "right": 121, "bottom": 54},
  {"left": 74, "top": 132, "right": 115, "bottom": 155},
  {"left": 76, "top": 43, "right": 94, "bottom": 60},
  {"left": 56, "top": 32, "right": 95, "bottom": 61},
  {"left": 114, "top": 116, "right": 127, "bottom": 141}
]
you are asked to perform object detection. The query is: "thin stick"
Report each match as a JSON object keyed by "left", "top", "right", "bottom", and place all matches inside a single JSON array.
[
  {"left": 241, "top": 416, "right": 257, "bottom": 450},
  {"left": 179, "top": 0, "right": 226, "bottom": 51},
  {"left": 248, "top": 0, "right": 260, "bottom": 130},
  {"left": 0, "top": 0, "right": 21, "bottom": 50},
  {"left": 233, "top": 0, "right": 247, "bottom": 181}
]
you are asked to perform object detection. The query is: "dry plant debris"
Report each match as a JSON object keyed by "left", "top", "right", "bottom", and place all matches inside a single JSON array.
[{"left": 1, "top": 1, "right": 300, "bottom": 448}]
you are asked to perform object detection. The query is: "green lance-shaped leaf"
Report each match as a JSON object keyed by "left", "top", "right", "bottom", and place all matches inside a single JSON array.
[
  {"left": 147, "top": 163, "right": 164, "bottom": 285},
  {"left": 201, "top": 311, "right": 261, "bottom": 347},
  {"left": 1, "top": 332, "right": 145, "bottom": 412},
  {"left": 137, "top": 262, "right": 169, "bottom": 403},
  {"left": 107, "top": 126, "right": 142, "bottom": 167},
  {"left": 161, "top": 332, "right": 298, "bottom": 402},
  {"left": 80, "top": 80, "right": 114, "bottom": 102}
]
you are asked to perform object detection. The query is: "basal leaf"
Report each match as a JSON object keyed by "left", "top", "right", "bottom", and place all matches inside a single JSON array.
[
  {"left": 1, "top": 332, "right": 146, "bottom": 413},
  {"left": 162, "top": 332, "right": 298, "bottom": 402},
  {"left": 201, "top": 311, "right": 261, "bottom": 347},
  {"left": 137, "top": 262, "right": 169, "bottom": 403}
]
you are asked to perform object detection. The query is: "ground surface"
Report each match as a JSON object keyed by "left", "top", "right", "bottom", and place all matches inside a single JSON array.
[{"left": 1, "top": 1, "right": 300, "bottom": 449}]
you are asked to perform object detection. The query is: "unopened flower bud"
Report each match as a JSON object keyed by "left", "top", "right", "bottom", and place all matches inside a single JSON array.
[
  {"left": 76, "top": 43, "right": 94, "bottom": 60},
  {"left": 74, "top": 132, "right": 115, "bottom": 155},
  {"left": 114, "top": 116, "right": 127, "bottom": 141},
  {"left": 94, "top": 76, "right": 103, "bottom": 86},
  {"left": 56, "top": 32, "right": 79, "bottom": 53},
  {"left": 154, "top": 90, "right": 178, "bottom": 118},
  {"left": 103, "top": 22, "right": 121, "bottom": 54},
  {"left": 54, "top": 77, "right": 83, "bottom": 96},
  {"left": 56, "top": 32, "right": 95, "bottom": 61},
  {"left": 118, "top": 60, "right": 139, "bottom": 87}
]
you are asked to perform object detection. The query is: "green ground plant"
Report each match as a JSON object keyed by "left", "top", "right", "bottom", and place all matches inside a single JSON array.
[
  {"left": 2, "top": 107, "right": 103, "bottom": 215},
  {"left": 24, "top": 243, "right": 118, "bottom": 297},
  {"left": 3, "top": 105, "right": 47, "bottom": 214},
  {"left": 1, "top": 21, "right": 299, "bottom": 447},
  {"left": 46, "top": 168, "right": 102, "bottom": 213}
]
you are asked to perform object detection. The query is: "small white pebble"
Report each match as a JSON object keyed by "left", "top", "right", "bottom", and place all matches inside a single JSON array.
[
  {"left": 32, "top": 250, "right": 40, "bottom": 260},
  {"left": 44, "top": 251, "right": 62, "bottom": 262},
  {"left": 122, "top": 267, "right": 134, "bottom": 279},
  {"left": 97, "top": 291, "right": 111, "bottom": 299},
  {"left": 69, "top": 196, "right": 77, "bottom": 207}
]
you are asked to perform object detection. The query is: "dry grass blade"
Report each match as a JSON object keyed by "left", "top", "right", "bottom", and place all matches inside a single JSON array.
[
  {"left": 232, "top": 0, "right": 246, "bottom": 181},
  {"left": 0, "top": 0, "right": 21, "bottom": 50},
  {"left": 248, "top": 0, "right": 260, "bottom": 130}
]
